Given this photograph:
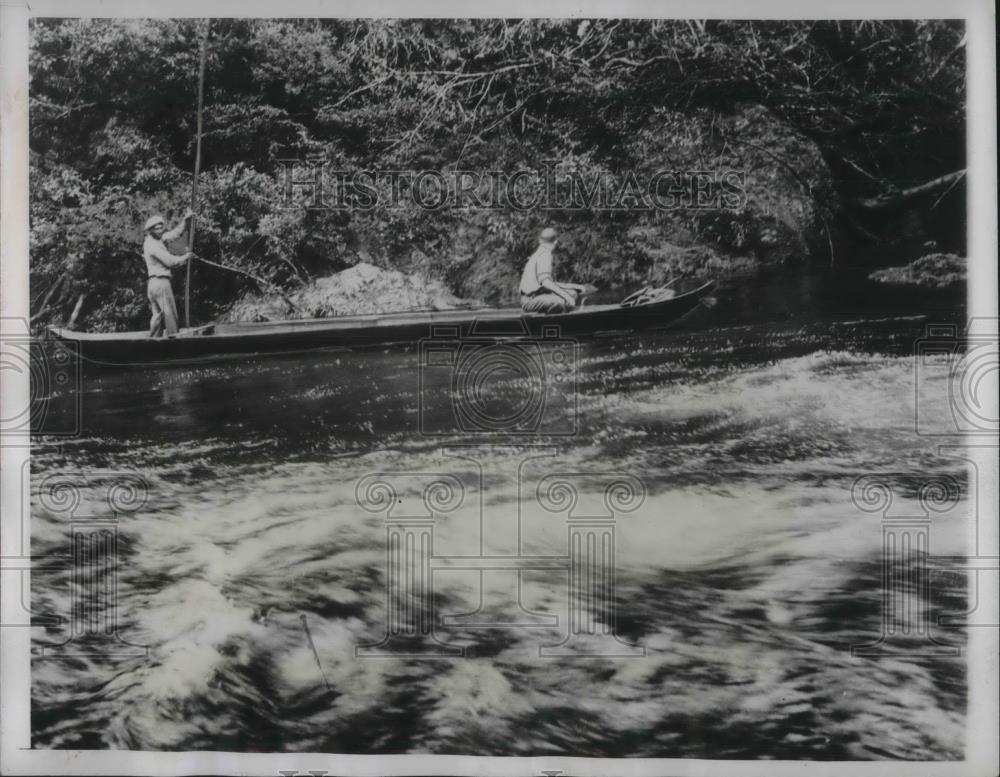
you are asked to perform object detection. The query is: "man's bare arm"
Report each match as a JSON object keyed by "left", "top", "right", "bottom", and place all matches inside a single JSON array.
[{"left": 162, "top": 210, "right": 194, "bottom": 242}]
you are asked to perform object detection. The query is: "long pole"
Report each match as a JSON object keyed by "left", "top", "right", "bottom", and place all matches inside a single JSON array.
[{"left": 185, "top": 20, "right": 210, "bottom": 328}]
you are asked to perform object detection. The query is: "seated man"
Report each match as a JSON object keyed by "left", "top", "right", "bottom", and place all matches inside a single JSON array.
[{"left": 519, "top": 227, "right": 586, "bottom": 313}]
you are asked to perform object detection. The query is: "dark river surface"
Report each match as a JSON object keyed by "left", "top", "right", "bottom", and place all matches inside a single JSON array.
[{"left": 30, "top": 269, "right": 970, "bottom": 758}]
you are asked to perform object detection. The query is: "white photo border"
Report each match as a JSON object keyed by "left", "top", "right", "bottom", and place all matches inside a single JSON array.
[{"left": 2, "top": 1, "right": 996, "bottom": 775}]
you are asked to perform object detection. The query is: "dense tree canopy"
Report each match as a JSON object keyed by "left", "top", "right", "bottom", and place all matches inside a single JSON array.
[{"left": 29, "top": 19, "right": 966, "bottom": 330}]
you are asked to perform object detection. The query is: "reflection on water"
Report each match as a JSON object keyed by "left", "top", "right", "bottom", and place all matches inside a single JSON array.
[{"left": 30, "top": 281, "right": 970, "bottom": 758}]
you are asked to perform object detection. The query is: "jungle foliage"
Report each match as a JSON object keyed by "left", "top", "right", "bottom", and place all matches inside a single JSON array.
[{"left": 29, "top": 19, "right": 966, "bottom": 330}]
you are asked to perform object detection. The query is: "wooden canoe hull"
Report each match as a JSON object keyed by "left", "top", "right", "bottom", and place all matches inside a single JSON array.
[{"left": 46, "top": 281, "right": 715, "bottom": 367}]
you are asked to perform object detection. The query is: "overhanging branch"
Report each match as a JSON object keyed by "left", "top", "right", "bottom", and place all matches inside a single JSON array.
[{"left": 854, "top": 169, "right": 966, "bottom": 210}]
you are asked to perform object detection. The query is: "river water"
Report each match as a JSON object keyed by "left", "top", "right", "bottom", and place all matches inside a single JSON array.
[{"left": 30, "top": 271, "right": 970, "bottom": 758}]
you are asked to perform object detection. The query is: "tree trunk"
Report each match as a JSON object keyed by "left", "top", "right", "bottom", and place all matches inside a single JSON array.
[{"left": 66, "top": 293, "right": 87, "bottom": 330}]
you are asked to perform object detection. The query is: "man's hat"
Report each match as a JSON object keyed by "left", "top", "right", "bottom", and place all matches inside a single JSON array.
[
  {"left": 539, "top": 227, "right": 558, "bottom": 242},
  {"left": 144, "top": 215, "right": 165, "bottom": 231}
]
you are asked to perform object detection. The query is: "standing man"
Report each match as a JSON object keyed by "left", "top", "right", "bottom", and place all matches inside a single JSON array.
[
  {"left": 143, "top": 210, "right": 193, "bottom": 337},
  {"left": 519, "top": 227, "right": 587, "bottom": 314}
]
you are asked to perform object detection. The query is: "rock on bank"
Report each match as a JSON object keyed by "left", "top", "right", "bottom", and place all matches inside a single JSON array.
[{"left": 868, "top": 253, "right": 967, "bottom": 289}]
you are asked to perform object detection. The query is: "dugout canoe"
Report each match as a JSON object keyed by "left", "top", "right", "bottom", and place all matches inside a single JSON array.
[{"left": 45, "top": 281, "right": 715, "bottom": 367}]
